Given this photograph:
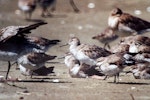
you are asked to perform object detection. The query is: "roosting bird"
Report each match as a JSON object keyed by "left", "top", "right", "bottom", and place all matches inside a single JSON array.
[
  {"left": 64, "top": 52, "right": 104, "bottom": 79},
  {"left": 18, "top": 52, "right": 56, "bottom": 78},
  {"left": 108, "top": 7, "right": 150, "bottom": 35}
]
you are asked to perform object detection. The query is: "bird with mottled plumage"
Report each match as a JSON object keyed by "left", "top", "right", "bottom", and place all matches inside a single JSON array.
[
  {"left": 67, "top": 36, "right": 111, "bottom": 66},
  {"left": 108, "top": 7, "right": 150, "bottom": 35},
  {"left": 0, "top": 21, "right": 51, "bottom": 79},
  {"left": 111, "top": 43, "right": 130, "bottom": 53},
  {"left": 132, "top": 53, "right": 150, "bottom": 63},
  {"left": 64, "top": 52, "right": 104, "bottom": 79},
  {"left": 130, "top": 63, "right": 150, "bottom": 79},
  {"left": 92, "top": 27, "right": 118, "bottom": 49},
  {"left": 18, "top": 52, "right": 56, "bottom": 77},
  {"left": 120, "top": 35, "right": 150, "bottom": 46},
  {"left": 96, "top": 52, "right": 134, "bottom": 83},
  {"left": 119, "top": 35, "right": 150, "bottom": 54}
]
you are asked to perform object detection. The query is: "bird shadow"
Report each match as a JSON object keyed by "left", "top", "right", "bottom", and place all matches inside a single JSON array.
[
  {"left": 108, "top": 81, "right": 150, "bottom": 85},
  {"left": 25, "top": 18, "right": 45, "bottom": 22},
  {"left": 5, "top": 78, "right": 72, "bottom": 89},
  {"left": 43, "top": 14, "right": 67, "bottom": 18},
  {"left": 16, "top": 79, "right": 71, "bottom": 84}
]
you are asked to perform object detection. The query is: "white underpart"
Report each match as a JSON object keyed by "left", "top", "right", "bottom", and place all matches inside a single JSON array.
[
  {"left": 132, "top": 69, "right": 140, "bottom": 78},
  {"left": 123, "top": 53, "right": 132, "bottom": 60},
  {"left": 76, "top": 51, "right": 96, "bottom": 66},
  {"left": 70, "top": 64, "right": 80, "bottom": 75},
  {"left": 18, "top": 55, "right": 43, "bottom": 71},
  {"left": 19, "top": 64, "right": 31, "bottom": 76},
  {"left": 129, "top": 44, "right": 139, "bottom": 53},
  {"left": 69, "top": 46, "right": 96, "bottom": 66},
  {"left": 134, "top": 54, "right": 150, "bottom": 62},
  {"left": 18, "top": 2, "right": 30, "bottom": 12},
  {"left": 100, "top": 63, "right": 121, "bottom": 76},
  {"left": 64, "top": 54, "right": 76, "bottom": 68},
  {"left": 144, "top": 58, "right": 150, "bottom": 62},
  {"left": 141, "top": 71, "right": 150, "bottom": 79},
  {"left": 108, "top": 17, "right": 119, "bottom": 28}
]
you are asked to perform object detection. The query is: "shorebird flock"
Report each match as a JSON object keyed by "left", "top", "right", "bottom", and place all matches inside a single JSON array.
[
  {"left": 18, "top": 0, "right": 80, "bottom": 20},
  {"left": 61, "top": 7, "right": 150, "bottom": 83},
  {"left": 0, "top": 7, "right": 150, "bottom": 84},
  {"left": 0, "top": 21, "right": 60, "bottom": 81}
]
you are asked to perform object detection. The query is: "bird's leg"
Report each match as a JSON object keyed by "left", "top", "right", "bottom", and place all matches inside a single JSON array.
[
  {"left": 30, "top": 71, "right": 33, "bottom": 79},
  {"left": 51, "top": 0, "right": 56, "bottom": 12},
  {"left": 117, "top": 73, "right": 120, "bottom": 83},
  {"left": 114, "top": 75, "right": 117, "bottom": 83},
  {"left": 46, "top": 8, "right": 53, "bottom": 17},
  {"left": 6, "top": 61, "right": 11, "bottom": 80},
  {"left": 41, "top": 8, "right": 46, "bottom": 17},
  {"left": 11, "top": 61, "right": 19, "bottom": 70},
  {"left": 103, "top": 75, "right": 108, "bottom": 80},
  {"left": 28, "top": 12, "right": 32, "bottom": 20},
  {"left": 69, "top": 0, "right": 80, "bottom": 13},
  {"left": 114, "top": 73, "right": 120, "bottom": 83},
  {"left": 104, "top": 42, "right": 111, "bottom": 50}
]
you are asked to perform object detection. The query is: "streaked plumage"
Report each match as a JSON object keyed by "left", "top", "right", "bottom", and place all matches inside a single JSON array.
[
  {"left": 68, "top": 36, "right": 111, "bottom": 66},
  {"left": 26, "top": 36, "right": 60, "bottom": 52},
  {"left": 64, "top": 52, "right": 89, "bottom": 78},
  {"left": 96, "top": 53, "right": 133, "bottom": 83},
  {"left": 64, "top": 52, "right": 104, "bottom": 78},
  {"left": 108, "top": 7, "right": 150, "bottom": 34},
  {"left": 133, "top": 53, "right": 150, "bottom": 63},
  {"left": 130, "top": 63, "right": 150, "bottom": 79},
  {"left": 92, "top": 27, "right": 118, "bottom": 49},
  {"left": 119, "top": 35, "right": 150, "bottom": 54},
  {"left": 120, "top": 35, "right": 150, "bottom": 46},
  {"left": 111, "top": 43, "right": 130, "bottom": 53}
]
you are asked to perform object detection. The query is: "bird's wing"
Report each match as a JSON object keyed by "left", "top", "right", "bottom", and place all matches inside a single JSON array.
[
  {"left": 79, "top": 44, "right": 111, "bottom": 59},
  {"left": 0, "top": 21, "right": 47, "bottom": 42},
  {"left": 119, "top": 13, "right": 150, "bottom": 32},
  {"left": 28, "top": 53, "right": 56, "bottom": 64}
]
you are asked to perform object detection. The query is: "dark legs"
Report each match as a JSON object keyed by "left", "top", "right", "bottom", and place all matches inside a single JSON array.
[
  {"left": 69, "top": 0, "right": 80, "bottom": 13},
  {"left": 104, "top": 42, "right": 111, "bottom": 50},
  {"left": 5, "top": 61, "right": 11, "bottom": 79},
  {"left": 114, "top": 73, "right": 119, "bottom": 83}
]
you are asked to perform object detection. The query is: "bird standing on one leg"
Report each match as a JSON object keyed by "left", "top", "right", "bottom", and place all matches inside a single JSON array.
[{"left": 18, "top": 52, "right": 57, "bottom": 78}]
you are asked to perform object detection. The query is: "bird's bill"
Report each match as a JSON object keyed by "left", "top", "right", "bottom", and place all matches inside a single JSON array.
[{"left": 59, "top": 43, "right": 68, "bottom": 47}]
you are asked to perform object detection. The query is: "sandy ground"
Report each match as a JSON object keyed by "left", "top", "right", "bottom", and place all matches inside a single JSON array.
[{"left": 0, "top": 0, "right": 150, "bottom": 100}]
